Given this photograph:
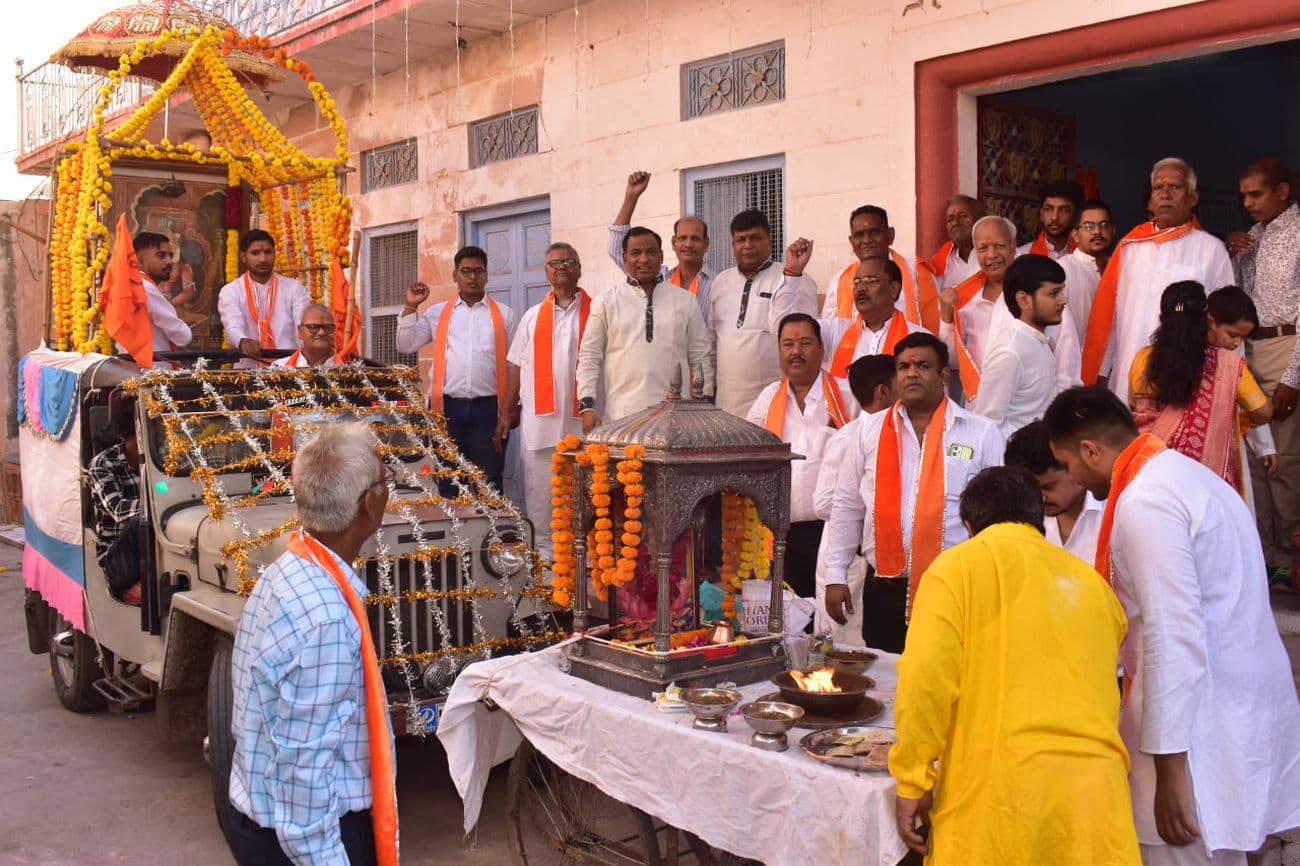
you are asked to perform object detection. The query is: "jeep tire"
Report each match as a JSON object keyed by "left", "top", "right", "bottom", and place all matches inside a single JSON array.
[
  {"left": 48, "top": 610, "right": 105, "bottom": 712},
  {"left": 208, "top": 636, "right": 238, "bottom": 846}
]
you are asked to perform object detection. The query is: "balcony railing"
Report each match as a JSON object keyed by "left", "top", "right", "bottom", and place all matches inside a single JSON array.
[
  {"left": 16, "top": 61, "right": 155, "bottom": 159},
  {"left": 194, "top": 0, "right": 353, "bottom": 38}
]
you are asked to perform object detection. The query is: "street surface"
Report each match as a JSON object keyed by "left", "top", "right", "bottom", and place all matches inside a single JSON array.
[{"left": 0, "top": 542, "right": 517, "bottom": 866}]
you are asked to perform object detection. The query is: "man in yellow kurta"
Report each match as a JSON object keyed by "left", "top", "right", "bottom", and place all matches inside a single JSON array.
[{"left": 889, "top": 465, "right": 1139, "bottom": 865}]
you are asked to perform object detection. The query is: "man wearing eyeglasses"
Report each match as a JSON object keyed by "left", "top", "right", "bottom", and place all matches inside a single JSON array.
[
  {"left": 496, "top": 243, "right": 595, "bottom": 565},
  {"left": 273, "top": 304, "right": 344, "bottom": 368},
  {"left": 396, "top": 245, "right": 518, "bottom": 491},
  {"left": 1057, "top": 200, "right": 1116, "bottom": 344}
]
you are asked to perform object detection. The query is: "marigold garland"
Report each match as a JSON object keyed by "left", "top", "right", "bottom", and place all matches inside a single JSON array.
[
  {"left": 50, "top": 23, "right": 352, "bottom": 351},
  {"left": 548, "top": 433, "right": 581, "bottom": 607}
]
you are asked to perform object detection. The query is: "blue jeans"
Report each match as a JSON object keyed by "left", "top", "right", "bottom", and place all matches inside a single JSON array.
[{"left": 442, "top": 395, "right": 504, "bottom": 492}]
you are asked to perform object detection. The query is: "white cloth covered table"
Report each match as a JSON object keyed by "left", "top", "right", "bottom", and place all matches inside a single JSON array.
[{"left": 438, "top": 640, "right": 909, "bottom": 866}]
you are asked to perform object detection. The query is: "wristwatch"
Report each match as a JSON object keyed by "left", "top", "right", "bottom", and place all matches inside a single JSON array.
[{"left": 577, "top": 397, "right": 596, "bottom": 413}]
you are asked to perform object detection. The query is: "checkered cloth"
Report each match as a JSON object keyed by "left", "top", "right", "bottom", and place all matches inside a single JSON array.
[
  {"left": 85, "top": 443, "right": 139, "bottom": 566},
  {"left": 229, "top": 543, "right": 393, "bottom": 865}
]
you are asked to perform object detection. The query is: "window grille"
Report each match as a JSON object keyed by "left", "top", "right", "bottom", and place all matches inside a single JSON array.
[
  {"left": 365, "top": 226, "right": 419, "bottom": 367},
  {"left": 361, "top": 138, "right": 418, "bottom": 192},
  {"left": 691, "top": 165, "right": 785, "bottom": 276},
  {"left": 683, "top": 42, "right": 785, "bottom": 120},
  {"left": 469, "top": 107, "right": 539, "bottom": 168}
]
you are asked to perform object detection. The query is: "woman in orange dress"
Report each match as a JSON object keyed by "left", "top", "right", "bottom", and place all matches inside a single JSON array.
[{"left": 1128, "top": 281, "right": 1272, "bottom": 495}]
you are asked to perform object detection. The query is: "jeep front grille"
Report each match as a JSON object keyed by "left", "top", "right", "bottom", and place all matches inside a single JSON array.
[{"left": 363, "top": 554, "right": 469, "bottom": 674}]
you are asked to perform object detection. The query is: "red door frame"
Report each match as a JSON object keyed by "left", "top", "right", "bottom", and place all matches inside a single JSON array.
[{"left": 913, "top": 0, "right": 1300, "bottom": 256}]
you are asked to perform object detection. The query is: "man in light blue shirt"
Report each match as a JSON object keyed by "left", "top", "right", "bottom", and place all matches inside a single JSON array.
[{"left": 225, "top": 423, "right": 393, "bottom": 865}]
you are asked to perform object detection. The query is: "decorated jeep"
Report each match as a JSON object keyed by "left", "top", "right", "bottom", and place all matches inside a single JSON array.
[{"left": 18, "top": 348, "right": 559, "bottom": 822}]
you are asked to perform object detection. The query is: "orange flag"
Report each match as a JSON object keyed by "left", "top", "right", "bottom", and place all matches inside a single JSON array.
[
  {"left": 331, "top": 256, "right": 362, "bottom": 359},
  {"left": 99, "top": 214, "right": 154, "bottom": 367}
]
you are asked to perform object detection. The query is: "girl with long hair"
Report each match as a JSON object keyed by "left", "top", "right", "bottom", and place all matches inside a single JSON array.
[{"left": 1127, "top": 281, "right": 1273, "bottom": 494}]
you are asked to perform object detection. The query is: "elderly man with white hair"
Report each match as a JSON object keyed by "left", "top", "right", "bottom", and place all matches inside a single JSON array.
[
  {"left": 1081, "top": 157, "right": 1235, "bottom": 402},
  {"left": 938, "top": 214, "right": 1082, "bottom": 405},
  {"left": 226, "top": 423, "right": 396, "bottom": 866}
]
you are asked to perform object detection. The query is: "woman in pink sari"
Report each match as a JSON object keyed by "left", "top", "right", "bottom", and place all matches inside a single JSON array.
[{"left": 1127, "top": 281, "right": 1272, "bottom": 495}]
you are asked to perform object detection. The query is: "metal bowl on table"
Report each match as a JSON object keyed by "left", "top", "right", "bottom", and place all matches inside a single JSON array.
[
  {"left": 825, "top": 648, "right": 878, "bottom": 676},
  {"left": 739, "top": 701, "right": 805, "bottom": 751},
  {"left": 680, "top": 687, "right": 742, "bottom": 732},
  {"left": 770, "top": 670, "right": 874, "bottom": 717}
]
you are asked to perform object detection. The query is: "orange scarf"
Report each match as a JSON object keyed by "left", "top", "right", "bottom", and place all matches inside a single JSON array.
[
  {"left": 927, "top": 241, "right": 954, "bottom": 277},
  {"left": 832, "top": 251, "right": 937, "bottom": 332},
  {"left": 286, "top": 530, "right": 398, "bottom": 866},
  {"left": 763, "top": 374, "right": 849, "bottom": 437},
  {"left": 1081, "top": 220, "right": 1199, "bottom": 383},
  {"left": 829, "top": 310, "right": 911, "bottom": 377},
  {"left": 242, "top": 273, "right": 280, "bottom": 349},
  {"left": 430, "top": 296, "right": 507, "bottom": 414},
  {"left": 532, "top": 289, "right": 590, "bottom": 417},
  {"left": 1029, "top": 231, "right": 1074, "bottom": 257},
  {"left": 874, "top": 397, "right": 948, "bottom": 621},
  {"left": 1093, "top": 433, "right": 1166, "bottom": 585},
  {"left": 946, "top": 272, "right": 988, "bottom": 399},
  {"left": 669, "top": 266, "right": 701, "bottom": 296},
  {"left": 282, "top": 349, "right": 346, "bottom": 368}
]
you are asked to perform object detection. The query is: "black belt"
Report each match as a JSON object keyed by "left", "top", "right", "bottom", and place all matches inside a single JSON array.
[{"left": 1250, "top": 324, "right": 1297, "bottom": 340}]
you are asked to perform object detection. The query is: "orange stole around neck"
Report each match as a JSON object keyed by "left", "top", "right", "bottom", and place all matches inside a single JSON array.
[
  {"left": 532, "top": 289, "right": 590, "bottom": 417},
  {"left": 763, "top": 375, "right": 849, "bottom": 437},
  {"left": 829, "top": 311, "right": 910, "bottom": 378},
  {"left": 429, "top": 296, "right": 507, "bottom": 414}
]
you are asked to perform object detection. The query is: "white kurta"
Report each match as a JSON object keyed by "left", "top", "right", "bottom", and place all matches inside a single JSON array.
[
  {"left": 217, "top": 274, "right": 311, "bottom": 351},
  {"left": 1044, "top": 491, "right": 1103, "bottom": 564},
  {"left": 1100, "top": 229, "right": 1233, "bottom": 403},
  {"left": 1058, "top": 248, "right": 1103, "bottom": 345},
  {"left": 745, "top": 373, "right": 860, "bottom": 523},
  {"left": 395, "top": 296, "right": 520, "bottom": 400},
  {"left": 939, "top": 291, "right": 998, "bottom": 371},
  {"left": 1015, "top": 240, "right": 1071, "bottom": 260},
  {"left": 506, "top": 295, "right": 589, "bottom": 452},
  {"left": 708, "top": 262, "right": 817, "bottom": 417},
  {"left": 1109, "top": 449, "right": 1300, "bottom": 857},
  {"left": 970, "top": 318, "right": 1057, "bottom": 439},
  {"left": 576, "top": 279, "right": 713, "bottom": 423},
  {"left": 822, "top": 400, "right": 1004, "bottom": 584}
]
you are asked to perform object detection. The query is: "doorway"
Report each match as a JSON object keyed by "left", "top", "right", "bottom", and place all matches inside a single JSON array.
[{"left": 981, "top": 40, "right": 1300, "bottom": 242}]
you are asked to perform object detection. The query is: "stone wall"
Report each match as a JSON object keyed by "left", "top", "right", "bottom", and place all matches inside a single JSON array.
[{"left": 1, "top": 198, "right": 50, "bottom": 462}]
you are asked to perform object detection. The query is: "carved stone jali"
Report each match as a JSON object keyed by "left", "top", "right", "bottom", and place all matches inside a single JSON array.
[{"left": 563, "top": 391, "right": 794, "bottom": 699}]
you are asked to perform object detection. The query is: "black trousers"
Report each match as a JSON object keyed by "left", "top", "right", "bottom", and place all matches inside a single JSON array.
[
  {"left": 442, "top": 395, "right": 504, "bottom": 491},
  {"left": 784, "top": 520, "right": 824, "bottom": 600},
  {"left": 224, "top": 807, "right": 376, "bottom": 866},
  {"left": 862, "top": 567, "right": 909, "bottom": 654}
]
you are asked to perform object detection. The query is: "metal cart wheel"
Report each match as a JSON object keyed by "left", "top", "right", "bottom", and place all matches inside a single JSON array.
[{"left": 505, "top": 738, "right": 661, "bottom": 866}]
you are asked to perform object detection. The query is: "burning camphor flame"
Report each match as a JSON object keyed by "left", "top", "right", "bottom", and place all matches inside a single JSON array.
[{"left": 789, "top": 666, "right": 842, "bottom": 693}]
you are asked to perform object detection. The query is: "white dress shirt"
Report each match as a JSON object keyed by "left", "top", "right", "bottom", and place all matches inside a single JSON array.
[
  {"left": 1058, "top": 248, "right": 1103, "bottom": 344},
  {"left": 987, "top": 298, "right": 1082, "bottom": 396},
  {"left": 139, "top": 277, "right": 192, "bottom": 351},
  {"left": 1044, "top": 491, "right": 1103, "bottom": 563},
  {"left": 1099, "top": 227, "right": 1233, "bottom": 402},
  {"left": 819, "top": 314, "right": 929, "bottom": 371},
  {"left": 1109, "top": 449, "right": 1300, "bottom": 854},
  {"left": 395, "top": 295, "right": 519, "bottom": 400},
  {"left": 217, "top": 274, "right": 311, "bottom": 351},
  {"left": 507, "top": 293, "right": 591, "bottom": 452},
  {"left": 970, "top": 318, "right": 1057, "bottom": 438},
  {"left": 823, "top": 399, "right": 1004, "bottom": 585},
  {"left": 576, "top": 279, "right": 713, "bottom": 423},
  {"left": 745, "top": 373, "right": 860, "bottom": 523},
  {"left": 935, "top": 245, "right": 980, "bottom": 290},
  {"left": 708, "top": 262, "right": 817, "bottom": 417}
]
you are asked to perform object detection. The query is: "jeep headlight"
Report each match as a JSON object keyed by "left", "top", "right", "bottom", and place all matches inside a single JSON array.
[{"left": 481, "top": 527, "right": 530, "bottom": 578}]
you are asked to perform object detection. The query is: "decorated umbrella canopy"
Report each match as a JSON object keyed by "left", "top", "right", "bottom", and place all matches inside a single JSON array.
[{"left": 50, "top": 0, "right": 283, "bottom": 86}]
